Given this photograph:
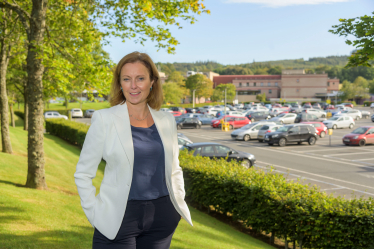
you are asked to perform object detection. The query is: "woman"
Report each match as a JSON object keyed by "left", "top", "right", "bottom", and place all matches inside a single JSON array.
[{"left": 74, "top": 52, "right": 193, "bottom": 248}]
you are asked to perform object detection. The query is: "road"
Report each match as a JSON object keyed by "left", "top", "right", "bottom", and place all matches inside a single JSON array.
[{"left": 74, "top": 107, "right": 374, "bottom": 199}]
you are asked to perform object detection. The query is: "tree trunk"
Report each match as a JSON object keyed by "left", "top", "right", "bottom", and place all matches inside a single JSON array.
[
  {"left": 0, "top": 35, "right": 12, "bottom": 154},
  {"left": 10, "top": 103, "right": 14, "bottom": 128},
  {"left": 25, "top": 0, "right": 48, "bottom": 190},
  {"left": 23, "top": 80, "right": 28, "bottom": 130}
]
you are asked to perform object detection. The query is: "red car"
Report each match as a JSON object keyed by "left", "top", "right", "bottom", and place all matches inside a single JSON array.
[
  {"left": 342, "top": 126, "right": 374, "bottom": 146},
  {"left": 211, "top": 115, "right": 250, "bottom": 129},
  {"left": 171, "top": 111, "right": 182, "bottom": 117},
  {"left": 301, "top": 122, "right": 327, "bottom": 138},
  {"left": 273, "top": 104, "right": 282, "bottom": 108},
  {"left": 325, "top": 105, "right": 335, "bottom": 110},
  {"left": 343, "top": 103, "right": 354, "bottom": 108}
]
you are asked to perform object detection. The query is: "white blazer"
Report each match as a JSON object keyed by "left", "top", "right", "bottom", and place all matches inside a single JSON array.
[{"left": 74, "top": 102, "right": 193, "bottom": 240}]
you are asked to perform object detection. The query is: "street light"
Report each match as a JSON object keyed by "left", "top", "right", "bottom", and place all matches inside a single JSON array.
[{"left": 192, "top": 89, "right": 196, "bottom": 108}]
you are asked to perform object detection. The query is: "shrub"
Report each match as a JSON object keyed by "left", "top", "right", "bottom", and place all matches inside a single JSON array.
[
  {"left": 43, "top": 118, "right": 374, "bottom": 248},
  {"left": 364, "top": 101, "right": 374, "bottom": 106}
]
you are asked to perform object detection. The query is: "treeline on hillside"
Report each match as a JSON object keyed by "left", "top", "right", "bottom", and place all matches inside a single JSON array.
[{"left": 156, "top": 55, "right": 374, "bottom": 84}]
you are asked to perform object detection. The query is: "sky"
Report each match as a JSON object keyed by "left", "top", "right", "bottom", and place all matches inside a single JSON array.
[{"left": 103, "top": 0, "right": 374, "bottom": 65}]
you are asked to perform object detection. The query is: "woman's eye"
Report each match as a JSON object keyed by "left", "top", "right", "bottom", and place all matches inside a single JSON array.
[
  {"left": 138, "top": 77, "right": 144, "bottom": 81},
  {"left": 123, "top": 78, "right": 129, "bottom": 81}
]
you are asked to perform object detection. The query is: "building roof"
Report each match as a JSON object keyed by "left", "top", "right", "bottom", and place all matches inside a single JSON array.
[{"left": 213, "top": 75, "right": 281, "bottom": 84}]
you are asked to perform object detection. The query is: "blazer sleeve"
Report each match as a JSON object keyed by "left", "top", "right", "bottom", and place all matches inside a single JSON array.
[
  {"left": 170, "top": 115, "right": 186, "bottom": 200},
  {"left": 74, "top": 111, "right": 106, "bottom": 227}
]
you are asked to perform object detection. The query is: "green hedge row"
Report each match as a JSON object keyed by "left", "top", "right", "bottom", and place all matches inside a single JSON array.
[
  {"left": 44, "top": 118, "right": 374, "bottom": 248},
  {"left": 364, "top": 101, "right": 374, "bottom": 106}
]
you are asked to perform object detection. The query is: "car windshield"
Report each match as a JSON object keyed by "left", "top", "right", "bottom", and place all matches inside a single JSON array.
[
  {"left": 329, "top": 117, "right": 339, "bottom": 121},
  {"left": 277, "top": 113, "right": 286, "bottom": 117},
  {"left": 175, "top": 118, "right": 185, "bottom": 122},
  {"left": 277, "top": 126, "right": 290, "bottom": 132},
  {"left": 342, "top": 111, "right": 349, "bottom": 113},
  {"left": 241, "top": 124, "right": 255, "bottom": 129},
  {"left": 351, "top": 127, "right": 369, "bottom": 134}
]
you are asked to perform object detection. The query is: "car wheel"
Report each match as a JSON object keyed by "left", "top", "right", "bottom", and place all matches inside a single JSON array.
[
  {"left": 344, "top": 144, "right": 349, "bottom": 146},
  {"left": 258, "top": 139, "right": 263, "bottom": 142},
  {"left": 308, "top": 136, "right": 316, "bottom": 145},
  {"left": 177, "top": 125, "right": 182, "bottom": 130},
  {"left": 243, "top": 134, "right": 250, "bottom": 141},
  {"left": 321, "top": 115, "right": 325, "bottom": 118},
  {"left": 278, "top": 138, "right": 286, "bottom": 147},
  {"left": 320, "top": 131, "right": 326, "bottom": 138},
  {"left": 356, "top": 116, "right": 360, "bottom": 121},
  {"left": 268, "top": 143, "right": 273, "bottom": 146},
  {"left": 359, "top": 139, "right": 366, "bottom": 147},
  {"left": 333, "top": 124, "right": 337, "bottom": 130},
  {"left": 218, "top": 124, "right": 221, "bottom": 128},
  {"left": 349, "top": 123, "right": 354, "bottom": 129},
  {"left": 297, "top": 142, "right": 302, "bottom": 145},
  {"left": 241, "top": 159, "right": 251, "bottom": 169},
  {"left": 229, "top": 125, "right": 233, "bottom": 130}
]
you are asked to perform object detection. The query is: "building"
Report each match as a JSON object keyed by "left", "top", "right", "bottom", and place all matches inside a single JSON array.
[
  {"left": 186, "top": 71, "right": 219, "bottom": 81},
  {"left": 213, "top": 69, "right": 340, "bottom": 102}
]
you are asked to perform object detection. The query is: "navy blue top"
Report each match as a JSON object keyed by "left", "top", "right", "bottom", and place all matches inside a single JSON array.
[{"left": 128, "top": 123, "right": 169, "bottom": 200}]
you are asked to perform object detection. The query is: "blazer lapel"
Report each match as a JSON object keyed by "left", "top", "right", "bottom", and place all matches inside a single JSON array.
[{"left": 112, "top": 102, "right": 134, "bottom": 169}]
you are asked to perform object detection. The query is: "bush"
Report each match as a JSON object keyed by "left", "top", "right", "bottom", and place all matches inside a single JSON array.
[
  {"left": 43, "top": 118, "right": 374, "bottom": 248},
  {"left": 364, "top": 101, "right": 374, "bottom": 106}
]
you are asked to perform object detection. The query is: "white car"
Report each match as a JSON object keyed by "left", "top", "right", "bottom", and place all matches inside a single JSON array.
[
  {"left": 204, "top": 109, "right": 222, "bottom": 116},
  {"left": 71, "top": 108, "right": 83, "bottom": 118},
  {"left": 370, "top": 103, "right": 374, "bottom": 109},
  {"left": 323, "top": 116, "right": 355, "bottom": 129},
  {"left": 338, "top": 109, "right": 362, "bottom": 120},
  {"left": 257, "top": 124, "right": 283, "bottom": 142},
  {"left": 269, "top": 113, "right": 297, "bottom": 124},
  {"left": 231, "top": 122, "right": 276, "bottom": 141},
  {"left": 44, "top": 111, "right": 68, "bottom": 120},
  {"left": 160, "top": 108, "right": 173, "bottom": 112},
  {"left": 225, "top": 111, "right": 246, "bottom": 117}
]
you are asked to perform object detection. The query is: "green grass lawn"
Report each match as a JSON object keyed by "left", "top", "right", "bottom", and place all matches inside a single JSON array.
[{"left": 0, "top": 116, "right": 274, "bottom": 249}]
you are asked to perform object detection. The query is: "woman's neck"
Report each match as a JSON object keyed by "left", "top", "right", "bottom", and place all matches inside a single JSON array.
[{"left": 126, "top": 101, "right": 149, "bottom": 117}]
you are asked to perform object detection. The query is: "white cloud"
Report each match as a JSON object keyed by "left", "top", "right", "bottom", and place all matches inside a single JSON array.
[{"left": 225, "top": 0, "right": 350, "bottom": 7}]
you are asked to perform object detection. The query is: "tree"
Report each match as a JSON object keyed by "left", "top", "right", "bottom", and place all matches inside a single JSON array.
[
  {"left": 185, "top": 74, "right": 213, "bottom": 100},
  {"left": 162, "top": 83, "right": 184, "bottom": 104},
  {"left": 340, "top": 77, "right": 370, "bottom": 101},
  {"left": 211, "top": 83, "right": 236, "bottom": 102},
  {"left": 329, "top": 12, "right": 374, "bottom": 67},
  {"left": 0, "top": 0, "right": 209, "bottom": 189},
  {"left": 369, "top": 80, "right": 374, "bottom": 95},
  {"left": 256, "top": 93, "right": 266, "bottom": 102}
]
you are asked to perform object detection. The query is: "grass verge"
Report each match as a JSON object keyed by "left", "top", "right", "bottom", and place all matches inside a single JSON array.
[{"left": 0, "top": 116, "right": 274, "bottom": 249}]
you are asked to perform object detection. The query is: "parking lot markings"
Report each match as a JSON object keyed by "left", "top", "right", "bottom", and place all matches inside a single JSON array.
[
  {"left": 324, "top": 151, "right": 374, "bottom": 157},
  {"left": 355, "top": 158, "right": 374, "bottom": 161}
]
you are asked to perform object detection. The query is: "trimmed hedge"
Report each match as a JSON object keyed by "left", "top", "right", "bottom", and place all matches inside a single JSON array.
[
  {"left": 364, "top": 101, "right": 374, "bottom": 106},
  {"left": 45, "top": 118, "right": 374, "bottom": 248}
]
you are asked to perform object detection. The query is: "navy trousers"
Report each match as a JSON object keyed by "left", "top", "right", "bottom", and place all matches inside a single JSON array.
[{"left": 92, "top": 195, "right": 181, "bottom": 249}]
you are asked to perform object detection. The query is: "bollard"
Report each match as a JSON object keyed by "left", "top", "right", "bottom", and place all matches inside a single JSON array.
[{"left": 328, "top": 128, "right": 333, "bottom": 146}]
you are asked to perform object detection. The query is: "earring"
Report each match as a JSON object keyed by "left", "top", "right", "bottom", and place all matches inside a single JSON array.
[
  {"left": 121, "top": 87, "right": 123, "bottom": 91},
  {"left": 150, "top": 87, "right": 153, "bottom": 91}
]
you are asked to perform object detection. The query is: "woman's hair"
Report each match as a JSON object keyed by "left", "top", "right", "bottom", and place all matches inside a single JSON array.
[{"left": 109, "top": 51, "right": 163, "bottom": 110}]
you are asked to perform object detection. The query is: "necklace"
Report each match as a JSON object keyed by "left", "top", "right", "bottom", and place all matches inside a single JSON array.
[{"left": 130, "top": 111, "right": 150, "bottom": 121}]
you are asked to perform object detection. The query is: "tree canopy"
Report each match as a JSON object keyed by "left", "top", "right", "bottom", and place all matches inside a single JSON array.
[{"left": 211, "top": 83, "right": 236, "bottom": 102}]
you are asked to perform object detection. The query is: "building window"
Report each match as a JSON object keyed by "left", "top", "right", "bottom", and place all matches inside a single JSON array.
[
  {"left": 238, "top": 90, "right": 261, "bottom": 95},
  {"left": 268, "top": 82, "right": 271, "bottom": 86},
  {"left": 239, "top": 83, "right": 242, "bottom": 87},
  {"left": 269, "top": 89, "right": 272, "bottom": 94},
  {"left": 261, "top": 82, "right": 264, "bottom": 86},
  {"left": 297, "top": 79, "right": 299, "bottom": 83},
  {"left": 333, "top": 82, "right": 335, "bottom": 85},
  {"left": 296, "top": 89, "right": 299, "bottom": 92},
  {"left": 254, "top": 82, "right": 256, "bottom": 86},
  {"left": 275, "top": 82, "right": 278, "bottom": 86},
  {"left": 246, "top": 82, "right": 249, "bottom": 86},
  {"left": 327, "top": 82, "right": 330, "bottom": 86}
]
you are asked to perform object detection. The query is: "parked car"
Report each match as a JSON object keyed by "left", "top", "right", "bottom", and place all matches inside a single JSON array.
[
  {"left": 295, "top": 113, "right": 326, "bottom": 123},
  {"left": 185, "top": 142, "right": 256, "bottom": 168},
  {"left": 177, "top": 135, "right": 193, "bottom": 149},
  {"left": 372, "top": 113, "right": 374, "bottom": 122},
  {"left": 371, "top": 103, "right": 374, "bottom": 109},
  {"left": 257, "top": 124, "right": 283, "bottom": 142},
  {"left": 343, "top": 103, "right": 354, "bottom": 108},
  {"left": 265, "top": 104, "right": 272, "bottom": 109},
  {"left": 160, "top": 108, "right": 173, "bottom": 112},
  {"left": 336, "top": 109, "right": 362, "bottom": 120},
  {"left": 217, "top": 116, "right": 250, "bottom": 129},
  {"left": 269, "top": 113, "right": 297, "bottom": 124},
  {"left": 171, "top": 111, "right": 182, "bottom": 117},
  {"left": 204, "top": 109, "right": 222, "bottom": 116},
  {"left": 185, "top": 108, "right": 198, "bottom": 113},
  {"left": 264, "top": 124, "right": 318, "bottom": 147},
  {"left": 195, "top": 114, "right": 215, "bottom": 125},
  {"left": 176, "top": 117, "right": 202, "bottom": 129},
  {"left": 324, "top": 104, "right": 335, "bottom": 110},
  {"left": 231, "top": 121, "right": 276, "bottom": 141},
  {"left": 323, "top": 116, "right": 355, "bottom": 129},
  {"left": 84, "top": 109, "right": 95, "bottom": 118},
  {"left": 169, "top": 107, "right": 186, "bottom": 114},
  {"left": 211, "top": 115, "right": 238, "bottom": 128},
  {"left": 301, "top": 122, "right": 327, "bottom": 138},
  {"left": 196, "top": 107, "right": 205, "bottom": 113},
  {"left": 361, "top": 110, "right": 371, "bottom": 119},
  {"left": 44, "top": 111, "right": 68, "bottom": 120},
  {"left": 303, "top": 104, "right": 312, "bottom": 109},
  {"left": 245, "top": 111, "right": 273, "bottom": 122},
  {"left": 70, "top": 108, "right": 83, "bottom": 118},
  {"left": 225, "top": 111, "right": 246, "bottom": 117},
  {"left": 312, "top": 103, "right": 321, "bottom": 109},
  {"left": 302, "top": 109, "right": 327, "bottom": 118},
  {"left": 342, "top": 126, "right": 374, "bottom": 146},
  {"left": 273, "top": 104, "right": 282, "bottom": 108}
]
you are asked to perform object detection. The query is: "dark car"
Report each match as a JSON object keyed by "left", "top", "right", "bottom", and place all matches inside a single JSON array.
[
  {"left": 294, "top": 113, "right": 325, "bottom": 123},
  {"left": 170, "top": 107, "right": 186, "bottom": 114},
  {"left": 185, "top": 142, "right": 256, "bottom": 168},
  {"left": 185, "top": 108, "right": 198, "bottom": 113},
  {"left": 245, "top": 111, "right": 274, "bottom": 122},
  {"left": 176, "top": 117, "right": 202, "bottom": 129},
  {"left": 264, "top": 124, "right": 318, "bottom": 147}
]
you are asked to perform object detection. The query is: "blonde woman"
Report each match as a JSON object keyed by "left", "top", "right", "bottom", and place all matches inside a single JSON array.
[{"left": 74, "top": 52, "right": 192, "bottom": 248}]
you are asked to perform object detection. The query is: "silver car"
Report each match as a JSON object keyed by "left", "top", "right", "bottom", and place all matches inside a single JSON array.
[
  {"left": 231, "top": 121, "right": 276, "bottom": 141},
  {"left": 269, "top": 113, "right": 297, "bottom": 124},
  {"left": 258, "top": 124, "right": 283, "bottom": 142},
  {"left": 339, "top": 109, "right": 362, "bottom": 120},
  {"left": 44, "top": 111, "right": 68, "bottom": 120},
  {"left": 302, "top": 109, "right": 327, "bottom": 118},
  {"left": 323, "top": 116, "right": 355, "bottom": 129}
]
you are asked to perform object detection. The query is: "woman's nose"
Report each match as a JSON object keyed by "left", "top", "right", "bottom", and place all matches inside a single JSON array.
[{"left": 130, "top": 79, "right": 137, "bottom": 88}]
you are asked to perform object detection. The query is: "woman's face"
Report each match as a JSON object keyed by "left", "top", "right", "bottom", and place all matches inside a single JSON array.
[{"left": 120, "top": 61, "right": 154, "bottom": 106}]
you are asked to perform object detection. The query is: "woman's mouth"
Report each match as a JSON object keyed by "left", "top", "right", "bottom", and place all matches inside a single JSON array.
[{"left": 130, "top": 92, "right": 140, "bottom": 96}]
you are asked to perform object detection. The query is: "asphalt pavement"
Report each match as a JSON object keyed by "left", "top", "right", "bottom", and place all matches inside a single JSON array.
[{"left": 74, "top": 107, "right": 374, "bottom": 199}]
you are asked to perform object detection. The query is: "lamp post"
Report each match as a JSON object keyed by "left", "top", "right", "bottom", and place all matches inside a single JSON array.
[
  {"left": 192, "top": 89, "right": 196, "bottom": 108},
  {"left": 224, "top": 87, "right": 227, "bottom": 125}
]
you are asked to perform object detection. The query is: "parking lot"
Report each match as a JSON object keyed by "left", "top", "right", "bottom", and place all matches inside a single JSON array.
[{"left": 75, "top": 107, "right": 374, "bottom": 199}]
